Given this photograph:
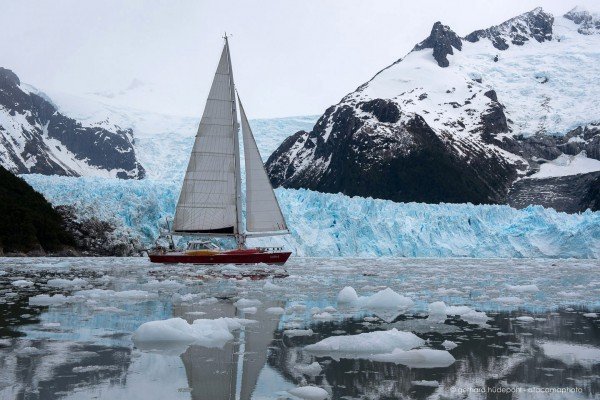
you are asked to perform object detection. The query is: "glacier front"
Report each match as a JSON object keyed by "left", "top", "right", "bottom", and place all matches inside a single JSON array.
[{"left": 23, "top": 174, "right": 600, "bottom": 258}]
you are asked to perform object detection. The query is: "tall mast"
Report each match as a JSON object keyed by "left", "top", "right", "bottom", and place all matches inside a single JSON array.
[{"left": 225, "top": 35, "right": 245, "bottom": 248}]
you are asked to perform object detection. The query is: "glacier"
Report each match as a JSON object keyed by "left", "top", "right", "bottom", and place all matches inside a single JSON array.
[{"left": 23, "top": 174, "right": 600, "bottom": 258}]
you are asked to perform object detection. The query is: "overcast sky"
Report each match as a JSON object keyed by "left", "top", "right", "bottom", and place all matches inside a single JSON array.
[{"left": 1, "top": 0, "right": 596, "bottom": 118}]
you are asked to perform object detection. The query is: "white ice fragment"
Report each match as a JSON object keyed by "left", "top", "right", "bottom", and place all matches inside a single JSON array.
[
  {"left": 46, "top": 278, "right": 87, "bottom": 288},
  {"left": 284, "top": 329, "right": 314, "bottom": 337},
  {"left": 12, "top": 280, "right": 33, "bottom": 287},
  {"left": 411, "top": 380, "right": 440, "bottom": 387},
  {"left": 446, "top": 306, "right": 490, "bottom": 326},
  {"left": 427, "top": 301, "right": 447, "bottom": 323},
  {"left": 337, "top": 286, "right": 359, "bottom": 303},
  {"left": 73, "top": 365, "right": 120, "bottom": 373},
  {"left": 583, "top": 313, "right": 597, "bottom": 318},
  {"left": 541, "top": 341, "right": 600, "bottom": 369},
  {"left": 75, "top": 289, "right": 158, "bottom": 301},
  {"left": 442, "top": 340, "right": 458, "bottom": 350},
  {"left": 369, "top": 348, "right": 455, "bottom": 368},
  {"left": 516, "top": 316, "right": 535, "bottom": 322},
  {"left": 495, "top": 296, "right": 524, "bottom": 304},
  {"left": 263, "top": 280, "right": 284, "bottom": 291},
  {"left": 323, "top": 306, "right": 337, "bottom": 313},
  {"left": 41, "top": 322, "right": 61, "bottom": 328},
  {"left": 305, "top": 328, "right": 424, "bottom": 354},
  {"left": 234, "top": 298, "right": 261, "bottom": 308},
  {"left": 144, "top": 279, "right": 184, "bottom": 290},
  {"left": 294, "top": 361, "right": 322, "bottom": 377},
  {"left": 506, "top": 284, "right": 539, "bottom": 293},
  {"left": 240, "top": 307, "right": 257, "bottom": 314},
  {"left": 288, "top": 386, "right": 329, "bottom": 400},
  {"left": 132, "top": 317, "right": 256, "bottom": 349},
  {"left": 362, "top": 288, "right": 413, "bottom": 310},
  {"left": 17, "top": 346, "right": 45, "bottom": 356},
  {"left": 265, "top": 307, "right": 285, "bottom": 315},
  {"left": 313, "top": 312, "right": 333, "bottom": 321},
  {"left": 29, "top": 294, "right": 79, "bottom": 306}
]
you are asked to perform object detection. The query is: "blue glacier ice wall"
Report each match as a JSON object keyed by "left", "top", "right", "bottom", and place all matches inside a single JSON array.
[{"left": 23, "top": 175, "right": 600, "bottom": 258}]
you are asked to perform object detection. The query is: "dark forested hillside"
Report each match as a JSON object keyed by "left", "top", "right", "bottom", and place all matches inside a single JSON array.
[{"left": 0, "top": 166, "right": 75, "bottom": 254}]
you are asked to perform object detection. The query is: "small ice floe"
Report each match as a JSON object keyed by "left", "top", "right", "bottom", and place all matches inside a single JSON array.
[
  {"left": 427, "top": 301, "right": 447, "bottom": 323},
  {"left": 263, "top": 280, "right": 284, "bottom": 291},
  {"left": 172, "top": 293, "right": 200, "bottom": 303},
  {"left": 436, "top": 288, "right": 463, "bottom": 296},
  {"left": 284, "top": 329, "right": 314, "bottom": 337},
  {"left": 495, "top": 296, "right": 524, "bottom": 305},
  {"left": 583, "top": 313, "right": 598, "bottom": 318},
  {"left": 46, "top": 278, "right": 87, "bottom": 288},
  {"left": 337, "top": 286, "right": 359, "bottom": 303},
  {"left": 234, "top": 298, "right": 261, "bottom": 308},
  {"left": 540, "top": 341, "right": 600, "bottom": 369},
  {"left": 443, "top": 305, "right": 491, "bottom": 327},
  {"left": 240, "top": 307, "right": 257, "bottom": 314},
  {"left": 144, "top": 279, "right": 184, "bottom": 291},
  {"left": 75, "top": 289, "right": 158, "bottom": 301},
  {"left": 185, "top": 311, "right": 206, "bottom": 316},
  {"left": 322, "top": 306, "right": 337, "bottom": 313},
  {"left": 16, "top": 346, "right": 45, "bottom": 356},
  {"left": 294, "top": 361, "right": 322, "bottom": 377},
  {"left": 411, "top": 380, "right": 440, "bottom": 387},
  {"left": 41, "top": 322, "right": 61, "bottom": 328},
  {"left": 442, "top": 340, "right": 458, "bottom": 350},
  {"left": 132, "top": 317, "right": 256, "bottom": 350},
  {"left": 72, "top": 365, "right": 120, "bottom": 373},
  {"left": 313, "top": 312, "right": 333, "bottom": 321},
  {"left": 287, "top": 386, "right": 329, "bottom": 400},
  {"left": 506, "top": 284, "right": 539, "bottom": 293},
  {"left": 305, "top": 328, "right": 424, "bottom": 356},
  {"left": 265, "top": 307, "right": 285, "bottom": 315},
  {"left": 361, "top": 288, "right": 413, "bottom": 311},
  {"left": 12, "top": 280, "right": 34, "bottom": 287},
  {"left": 29, "top": 294, "right": 80, "bottom": 306},
  {"left": 515, "top": 316, "right": 535, "bottom": 322},
  {"left": 369, "top": 348, "right": 456, "bottom": 368}
]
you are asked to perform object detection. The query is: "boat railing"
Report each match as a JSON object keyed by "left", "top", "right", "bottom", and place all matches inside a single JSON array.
[{"left": 256, "top": 246, "right": 285, "bottom": 252}]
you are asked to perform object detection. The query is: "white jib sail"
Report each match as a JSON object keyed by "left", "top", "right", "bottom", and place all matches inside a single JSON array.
[
  {"left": 173, "top": 40, "right": 239, "bottom": 234},
  {"left": 238, "top": 96, "right": 289, "bottom": 233}
]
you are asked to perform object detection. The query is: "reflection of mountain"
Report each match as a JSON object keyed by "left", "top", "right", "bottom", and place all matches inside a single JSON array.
[{"left": 173, "top": 299, "right": 284, "bottom": 400}]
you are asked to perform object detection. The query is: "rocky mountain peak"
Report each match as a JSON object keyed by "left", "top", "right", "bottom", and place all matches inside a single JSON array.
[
  {"left": 564, "top": 7, "right": 600, "bottom": 35},
  {"left": 464, "top": 7, "right": 553, "bottom": 50},
  {"left": 0, "top": 67, "right": 20, "bottom": 87},
  {"left": 413, "top": 21, "right": 462, "bottom": 67}
]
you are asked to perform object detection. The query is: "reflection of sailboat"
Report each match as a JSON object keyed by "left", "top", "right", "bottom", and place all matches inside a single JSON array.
[
  {"left": 174, "top": 300, "right": 283, "bottom": 399},
  {"left": 150, "top": 36, "right": 291, "bottom": 265}
]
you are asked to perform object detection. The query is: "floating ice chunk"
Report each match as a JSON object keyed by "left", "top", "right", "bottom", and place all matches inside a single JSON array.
[
  {"left": 46, "top": 278, "right": 87, "bottom": 288},
  {"left": 240, "top": 307, "right": 257, "bottom": 314},
  {"left": 540, "top": 341, "right": 600, "bottom": 369},
  {"left": 337, "top": 286, "right": 359, "bottom": 303},
  {"left": 437, "top": 288, "right": 463, "bottom": 295},
  {"left": 446, "top": 306, "right": 490, "bottom": 326},
  {"left": 427, "top": 301, "right": 447, "bottom": 323},
  {"left": 313, "top": 312, "right": 333, "bottom": 321},
  {"left": 294, "top": 362, "right": 322, "bottom": 377},
  {"left": 234, "top": 298, "right": 261, "bottom": 308},
  {"left": 132, "top": 317, "right": 256, "bottom": 349},
  {"left": 506, "top": 284, "right": 539, "bottom": 293},
  {"left": 265, "top": 307, "right": 285, "bottom": 315},
  {"left": 29, "top": 294, "right": 79, "bottom": 306},
  {"left": 17, "top": 347, "right": 45, "bottom": 356},
  {"left": 263, "top": 280, "right": 284, "bottom": 291},
  {"left": 369, "top": 348, "right": 455, "bottom": 368},
  {"left": 310, "top": 307, "right": 321, "bottom": 314},
  {"left": 583, "top": 313, "right": 598, "bottom": 318},
  {"left": 305, "top": 328, "right": 424, "bottom": 355},
  {"left": 144, "top": 279, "right": 184, "bottom": 290},
  {"left": 323, "top": 306, "right": 337, "bottom": 313},
  {"left": 496, "top": 296, "right": 524, "bottom": 304},
  {"left": 411, "top": 380, "right": 440, "bottom": 387},
  {"left": 73, "top": 365, "right": 120, "bottom": 373},
  {"left": 75, "top": 289, "right": 158, "bottom": 301},
  {"left": 442, "top": 340, "right": 457, "bottom": 350},
  {"left": 516, "top": 316, "right": 535, "bottom": 322},
  {"left": 41, "top": 322, "right": 61, "bottom": 328},
  {"left": 185, "top": 311, "right": 206, "bottom": 316},
  {"left": 362, "top": 288, "right": 414, "bottom": 310},
  {"left": 284, "top": 329, "right": 314, "bottom": 337},
  {"left": 287, "top": 386, "right": 329, "bottom": 400},
  {"left": 12, "top": 280, "right": 33, "bottom": 287}
]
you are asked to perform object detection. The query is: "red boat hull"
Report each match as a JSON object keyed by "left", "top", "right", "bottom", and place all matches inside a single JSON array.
[{"left": 148, "top": 249, "right": 292, "bottom": 265}]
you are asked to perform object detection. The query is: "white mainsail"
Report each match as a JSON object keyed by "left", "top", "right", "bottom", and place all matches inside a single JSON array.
[
  {"left": 173, "top": 36, "right": 288, "bottom": 244},
  {"left": 239, "top": 96, "right": 288, "bottom": 234},
  {"left": 173, "top": 38, "right": 240, "bottom": 234}
]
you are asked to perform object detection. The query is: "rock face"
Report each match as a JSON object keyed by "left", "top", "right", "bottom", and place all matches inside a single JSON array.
[
  {"left": 266, "top": 7, "right": 600, "bottom": 212},
  {"left": 0, "top": 67, "right": 145, "bottom": 179}
]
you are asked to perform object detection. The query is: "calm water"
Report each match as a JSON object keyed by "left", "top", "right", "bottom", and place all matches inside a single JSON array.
[{"left": 0, "top": 257, "right": 599, "bottom": 399}]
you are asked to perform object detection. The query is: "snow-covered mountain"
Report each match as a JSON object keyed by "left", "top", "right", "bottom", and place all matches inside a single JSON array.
[
  {"left": 0, "top": 68, "right": 145, "bottom": 178},
  {"left": 265, "top": 7, "right": 600, "bottom": 212}
]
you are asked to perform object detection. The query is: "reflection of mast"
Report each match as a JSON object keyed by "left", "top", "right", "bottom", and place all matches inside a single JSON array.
[{"left": 174, "top": 299, "right": 283, "bottom": 399}]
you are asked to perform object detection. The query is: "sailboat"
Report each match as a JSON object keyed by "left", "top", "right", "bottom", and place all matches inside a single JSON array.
[{"left": 149, "top": 36, "right": 291, "bottom": 265}]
